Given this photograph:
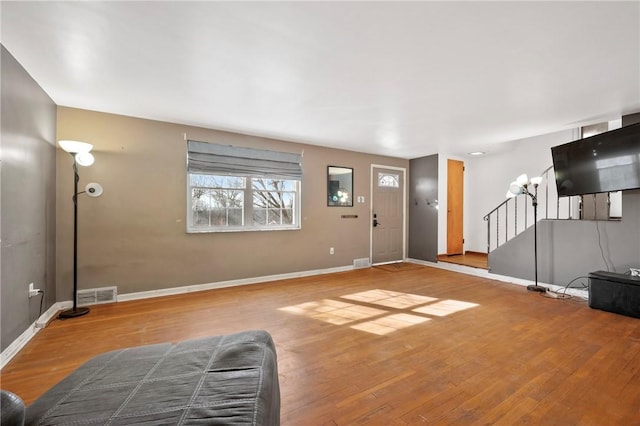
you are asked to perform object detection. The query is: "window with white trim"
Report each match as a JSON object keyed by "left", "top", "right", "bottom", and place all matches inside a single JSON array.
[
  {"left": 378, "top": 172, "right": 400, "bottom": 188},
  {"left": 187, "top": 141, "right": 302, "bottom": 232}
]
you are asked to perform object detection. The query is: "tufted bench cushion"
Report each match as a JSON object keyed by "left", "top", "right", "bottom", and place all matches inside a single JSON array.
[{"left": 24, "top": 330, "right": 280, "bottom": 425}]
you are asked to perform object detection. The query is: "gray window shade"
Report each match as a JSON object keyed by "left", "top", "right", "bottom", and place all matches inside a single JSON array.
[{"left": 187, "top": 140, "right": 302, "bottom": 179}]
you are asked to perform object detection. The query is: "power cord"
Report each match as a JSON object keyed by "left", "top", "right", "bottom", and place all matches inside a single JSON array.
[
  {"left": 37, "top": 289, "right": 45, "bottom": 318},
  {"left": 595, "top": 220, "right": 612, "bottom": 272},
  {"left": 33, "top": 289, "right": 45, "bottom": 329},
  {"left": 541, "top": 276, "right": 589, "bottom": 302}
]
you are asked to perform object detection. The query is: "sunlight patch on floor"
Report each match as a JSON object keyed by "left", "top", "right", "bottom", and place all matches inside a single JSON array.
[
  {"left": 351, "top": 313, "right": 431, "bottom": 335},
  {"left": 279, "top": 299, "right": 386, "bottom": 325},
  {"left": 279, "top": 290, "right": 479, "bottom": 335},
  {"left": 412, "top": 300, "right": 479, "bottom": 317},
  {"left": 341, "top": 289, "right": 437, "bottom": 309}
]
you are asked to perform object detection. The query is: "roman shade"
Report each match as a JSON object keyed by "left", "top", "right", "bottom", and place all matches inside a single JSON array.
[{"left": 187, "top": 140, "right": 302, "bottom": 180}]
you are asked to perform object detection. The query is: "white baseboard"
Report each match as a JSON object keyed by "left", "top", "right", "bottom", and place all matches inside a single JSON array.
[
  {"left": 1, "top": 265, "right": 354, "bottom": 367},
  {"left": 0, "top": 301, "right": 71, "bottom": 370},
  {"left": 118, "top": 265, "right": 354, "bottom": 302},
  {"left": 4, "top": 260, "right": 585, "bottom": 370},
  {"left": 406, "top": 258, "right": 588, "bottom": 299}
]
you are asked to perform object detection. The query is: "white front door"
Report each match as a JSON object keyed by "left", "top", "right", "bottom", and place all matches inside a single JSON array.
[{"left": 371, "top": 166, "right": 405, "bottom": 264}]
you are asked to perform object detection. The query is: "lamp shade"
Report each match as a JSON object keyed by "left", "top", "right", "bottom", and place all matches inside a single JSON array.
[
  {"left": 59, "top": 140, "right": 93, "bottom": 153},
  {"left": 516, "top": 174, "right": 529, "bottom": 186},
  {"left": 75, "top": 152, "right": 95, "bottom": 166},
  {"left": 85, "top": 182, "right": 103, "bottom": 197},
  {"left": 530, "top": 176, "right": 543, "bottom": 186},
  {"left": 506, "top": 190, "right": 517, "bottom": 199},
  {"left": 509, "top": 181, "right": 523, "bottom": 195}
]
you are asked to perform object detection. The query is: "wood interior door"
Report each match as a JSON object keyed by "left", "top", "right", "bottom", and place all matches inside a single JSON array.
[{"left": 447, "top": 159, "right": 464, "bottom": 255}]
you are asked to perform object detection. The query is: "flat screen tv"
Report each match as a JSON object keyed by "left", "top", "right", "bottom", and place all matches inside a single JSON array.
[{"left": 551, "top": 122, "right": 640, "bottom": 197}]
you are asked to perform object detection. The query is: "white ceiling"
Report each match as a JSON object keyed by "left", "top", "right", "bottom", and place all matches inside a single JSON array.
[{"left": 2, "top": 1, "right": 639, "bottom": 159}]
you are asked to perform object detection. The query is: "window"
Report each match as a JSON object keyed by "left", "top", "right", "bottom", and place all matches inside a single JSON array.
[
  {"left": 578, "top": 121, "right": 623, "bottom": 221},
  {"left": 187, "top": 141, "right": 302, "bottom": 232},
  {"left": 191, "top": 175, "right": 245, "bottom": 227},
  {"left": 252, "top": 179, "right": 297, "bottom": 226},
  {"left": 378, "top": 172, "right": 399, "bottom": 188}
]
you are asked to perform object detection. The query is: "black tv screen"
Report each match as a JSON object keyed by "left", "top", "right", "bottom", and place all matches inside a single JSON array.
[{"left": 551, "top": 123, "right": 640, "bottom": 197}]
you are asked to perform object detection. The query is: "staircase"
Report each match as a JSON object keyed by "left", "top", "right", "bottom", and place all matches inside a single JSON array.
[
  {"left": 483, "top": 166, "right": 582, "bottom": 253},
  {"left": 483, "top": 165, "right": 628, "bottom": 288}
]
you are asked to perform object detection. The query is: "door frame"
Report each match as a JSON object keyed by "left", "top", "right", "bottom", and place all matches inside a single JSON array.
[{"left": 370, "top": 164, "right": 408, "bottom": 264}]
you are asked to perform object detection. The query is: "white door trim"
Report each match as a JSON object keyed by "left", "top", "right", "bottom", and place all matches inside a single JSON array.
[{"left": 370, "top": 164, "right": 408, "bottom": 264}]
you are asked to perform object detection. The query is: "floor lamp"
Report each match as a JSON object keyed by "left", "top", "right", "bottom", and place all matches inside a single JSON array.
[
  {"left": 507, "top": 173, "right": 547, "bottom": 293},
  {"left": 58, "top": 140, "right": 103, "bottom": 318}
]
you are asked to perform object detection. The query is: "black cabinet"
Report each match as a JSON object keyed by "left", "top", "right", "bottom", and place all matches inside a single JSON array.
[{"left": 589, "top": 271, "right": 640, "bottom": 318}]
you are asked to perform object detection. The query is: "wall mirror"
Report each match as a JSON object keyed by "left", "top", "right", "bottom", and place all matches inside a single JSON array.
[{"left": 327, "top": 166, "right": 353, "bottom": 207}]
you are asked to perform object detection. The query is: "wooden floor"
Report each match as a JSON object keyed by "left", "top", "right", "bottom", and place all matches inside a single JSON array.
[
  {"left": 2, "top": 266, "right": 640, "bottom": 424},
  {"left": 438, "top": 251, "right": 488, "bottom": 269}
]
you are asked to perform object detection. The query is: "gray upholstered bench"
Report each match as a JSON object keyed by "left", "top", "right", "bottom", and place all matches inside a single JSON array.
[{"left": 2, "top": 330, "right": 280, "bottom": 425}]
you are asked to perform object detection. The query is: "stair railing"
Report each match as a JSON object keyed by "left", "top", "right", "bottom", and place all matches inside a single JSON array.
[{"left": 483, "top": 166, "right": 580, "bottom": 253}]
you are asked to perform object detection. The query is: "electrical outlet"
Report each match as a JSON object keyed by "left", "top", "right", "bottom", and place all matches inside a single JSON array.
[
  {"left": 329, "top": 247, "right": 335, "bottom": 255},
  {"left": 28, "top": 283, "right": 40, "bottom": 298}
]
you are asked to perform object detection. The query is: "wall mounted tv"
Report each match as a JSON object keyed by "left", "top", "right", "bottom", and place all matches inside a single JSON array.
[{"left": 551, "top": 122, "right": 640, "bottom": 197}]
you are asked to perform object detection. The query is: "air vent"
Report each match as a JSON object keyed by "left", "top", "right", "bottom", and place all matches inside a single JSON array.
[
  {"left": 77, "top": 286, "right": 117, "bottom": 306},
  {"left": 353, "top": 258, "right": 371, "bottom": 269}
]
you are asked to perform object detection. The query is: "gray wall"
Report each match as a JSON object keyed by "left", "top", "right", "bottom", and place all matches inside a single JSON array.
[
  {"left": 1, "top": 46, "right": 57, "bottom": 351},
  {"left": 489, "top": 112, "right": 640, "bottom": 286},
  {"left": 489, "top": 190, "right": 640, "bottom": 286},
  {"left": 408, "top": 154, "right": 439, "bottom": 262}
]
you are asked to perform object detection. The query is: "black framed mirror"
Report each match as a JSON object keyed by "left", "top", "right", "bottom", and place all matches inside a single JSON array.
[{"left": 327, "top": 166, "right": 353, "bottom": 207}]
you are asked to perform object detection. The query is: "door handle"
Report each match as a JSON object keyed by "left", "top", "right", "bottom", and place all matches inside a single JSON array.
[{"left": 373, "top": 219, "right": 381, "bottom": 227}]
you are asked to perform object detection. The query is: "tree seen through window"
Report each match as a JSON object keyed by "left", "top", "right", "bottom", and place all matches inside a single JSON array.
[{"left": 190, "top": 174, "right": 298, "bottom": 230}]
